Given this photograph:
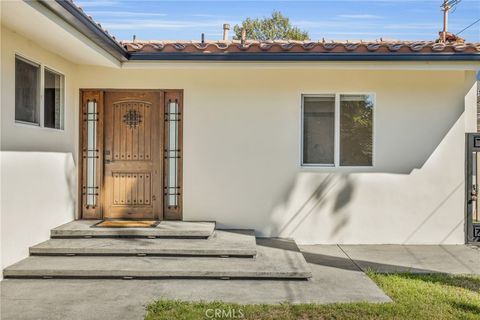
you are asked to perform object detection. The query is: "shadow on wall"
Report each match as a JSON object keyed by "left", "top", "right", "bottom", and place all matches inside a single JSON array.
[
  {"left": 65, "top": 154, "right": 77, "bottom": 218},
  {"left": 267, "top": 110, "right": 467, "bottom": 244},
  {"left": 269, "top": 174, "right": 355, "bottom": 239}
]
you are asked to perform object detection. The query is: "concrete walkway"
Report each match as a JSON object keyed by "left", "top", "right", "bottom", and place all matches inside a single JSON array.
[
  {"left": 336, "top": 244, "right": 480, "bottom": 274},
  {"left": 2, "top": 243, "right": 479, "bottom": 320}
]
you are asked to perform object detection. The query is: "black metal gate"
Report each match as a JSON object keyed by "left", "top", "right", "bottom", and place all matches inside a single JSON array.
[{"left": 465, "top": 133, "right": 480, "bottom": 244}]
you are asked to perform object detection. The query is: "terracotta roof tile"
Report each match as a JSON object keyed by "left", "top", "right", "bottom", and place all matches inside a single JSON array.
[
  {"left": 64, "top": 0, "right": 480, "bottom": 59},
  {"left": 66, "top": 0, "right": 478, "bottom": 58},
  {"left": 121, "top": 40, "right": 480, "bottom": 55}
]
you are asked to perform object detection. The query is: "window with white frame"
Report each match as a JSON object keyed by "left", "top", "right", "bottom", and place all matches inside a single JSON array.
[
  {"left": 15, "top": 55, "right": 64, "bottom": 129},
  {"left": 302, "top": 94, "right": 374, "bottom": 167}
]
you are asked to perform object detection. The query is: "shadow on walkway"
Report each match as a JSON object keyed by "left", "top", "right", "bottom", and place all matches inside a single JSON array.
[{"left": 256, "top": 239, "right": 453, "bottom": 274}]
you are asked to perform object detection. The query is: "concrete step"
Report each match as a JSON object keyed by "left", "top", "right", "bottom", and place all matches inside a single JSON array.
[
  {"left": 51, "top": 220, "right": 215, "bottom": 239},
  {"left": 30, "top": 230, "right": 256, "bottom": 257},
  {"left": 4, "top": 240, "right": 312, "bottom": 280}
]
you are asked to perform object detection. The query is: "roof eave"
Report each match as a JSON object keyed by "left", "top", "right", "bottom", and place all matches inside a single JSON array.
[
  {"left": 31, "top": 1, "right": 480, "bottom": 64},
  {"left": 37, "top": 0, "right": 129, "bottom": 62},
  {"left": 128, "top": 52, "right": 480, "bottom": 62}
]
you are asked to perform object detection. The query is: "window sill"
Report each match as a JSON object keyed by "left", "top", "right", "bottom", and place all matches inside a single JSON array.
[
  {"left": 300, "top": 164, "right": 375, "bottom": 169},
  {"left": 15, "top": 120, "right": 40, "bottom": 127},
  {"left": 15, "top": 121, "right": 65, "bottom": 132},
  {"left": 301, "top": 163, "right": 335, "bottom": 168}
]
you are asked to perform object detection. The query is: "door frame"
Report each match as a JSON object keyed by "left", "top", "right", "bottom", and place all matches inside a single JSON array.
[
  {"left": 78, "top": 89, "right": 183, "bottom": 220},
  {"left": 465, "top": 132, "right": 480, "bottom": 244}
]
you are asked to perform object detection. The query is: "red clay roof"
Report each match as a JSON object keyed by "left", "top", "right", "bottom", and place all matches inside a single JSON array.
[
  {"left": 54, "top": 1, "right": 480, "bottom": 60},
  {"left": 66, "top": 0, "right": 479, "bottom": 58},
  {"left": 122, "top": 40, "right": 480, "bottom": 54}
]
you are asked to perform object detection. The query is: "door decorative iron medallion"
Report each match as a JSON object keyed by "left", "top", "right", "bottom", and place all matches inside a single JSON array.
[{"left": 123, "top": 109, "right": 142, "bottom": 128}]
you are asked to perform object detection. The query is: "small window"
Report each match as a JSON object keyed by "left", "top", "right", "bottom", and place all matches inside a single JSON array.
[
  {"left": 44, "top": 68, "right": 64, "bottom": 129},
  {"left": 303, "top": 95, "right": 335, "bottom": 165},
  {"left": 15, "top": 55, "right": 65, "bottom": 130},
  {"left": 15, "top": 56, "right": 40, "bottom": 125},
  {"left": 302, "top": 94, "right": 374, "bottom": 167}
]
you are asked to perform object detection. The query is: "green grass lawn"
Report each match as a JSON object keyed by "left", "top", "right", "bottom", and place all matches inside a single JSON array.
[{"left": 145, "top": 273, "right": 480, "bottom": 320}]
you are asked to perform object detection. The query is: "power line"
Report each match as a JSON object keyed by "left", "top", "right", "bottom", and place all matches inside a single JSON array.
[{"left": 456, "top": 18, "right": 480, "bottom": 35}]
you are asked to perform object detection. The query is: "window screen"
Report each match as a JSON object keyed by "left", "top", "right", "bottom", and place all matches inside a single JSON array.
[
  {"left": 15, "top": 56, "right": 40, "bottom": 124},
  {"left": 302, "top": 95, "right": 335, "bottom": 165}
]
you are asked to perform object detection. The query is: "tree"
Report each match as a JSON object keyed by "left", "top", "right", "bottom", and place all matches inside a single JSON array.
[
  {"left": 339, "top": 98, "right": 373, "bottom": 166},
  {"left": 233, "top": 11, "right": 309, "bottom": 41}
]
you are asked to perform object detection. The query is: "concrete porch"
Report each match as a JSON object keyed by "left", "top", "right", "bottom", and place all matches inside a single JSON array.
[
  {"left": 3, "top": 220, "right": 312, "bottom": 280},
  {"left": 3, "top": 243, "right": 480, "bottom": 320},
  {"left": 3, "top": 220, "right": 480, "bottom": 319}
]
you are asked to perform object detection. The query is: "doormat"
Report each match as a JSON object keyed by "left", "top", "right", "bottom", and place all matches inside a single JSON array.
[{"left": 92, "top": 220, "right": 160, "bottom": 228}]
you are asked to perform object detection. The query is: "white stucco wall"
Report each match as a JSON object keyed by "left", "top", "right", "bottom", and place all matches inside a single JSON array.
[
  {"left": 1, "top": 24, "right": 478, "bottom": 253},
  {"left": 75, "top": 66, "right": 478, "bottom": 244},
  {"left": 0, "top": 26, "right": 78, "bottom": 275},
  {"left": 0, "top": 152, "right": 76, "bottom": 271},
  {"left": 1, "top": 26, "right": 78, "bottom": 155}
]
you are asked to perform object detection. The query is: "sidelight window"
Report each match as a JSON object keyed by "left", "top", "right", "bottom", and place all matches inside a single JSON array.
[
  {"left": 165, "top": 99, "right": 180, "bottom": 208},
  {"left": 86, "top": 100, "right": 98, "bottom": 207}
]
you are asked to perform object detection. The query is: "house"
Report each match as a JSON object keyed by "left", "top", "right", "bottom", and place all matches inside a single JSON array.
[{"left": 1, "top": 1, "right": 479, "bottom": 278}]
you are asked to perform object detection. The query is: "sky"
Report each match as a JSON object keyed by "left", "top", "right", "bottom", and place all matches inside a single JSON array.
[{"left": 75, "top": 0, "right": 480, "bottom": 42}]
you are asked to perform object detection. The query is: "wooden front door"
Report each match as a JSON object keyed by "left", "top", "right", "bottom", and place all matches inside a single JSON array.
[
  {"left": 104, "top": 91, "right": 162, "bottom": 219},
  {"left": 80, "top": 90, "right": 183, "bottom": 220}
]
